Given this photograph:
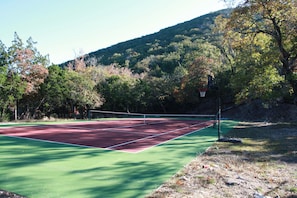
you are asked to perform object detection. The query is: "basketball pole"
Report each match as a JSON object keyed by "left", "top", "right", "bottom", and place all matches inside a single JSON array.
[
  {"left": 199, "top": 78, "right": 221, "bottom": 141},
  {"left": 199, "top": 76, "right": 242, "bottom": 143},
  {"left": 217, "top": 89, "right": 222, "bottom": 140}
]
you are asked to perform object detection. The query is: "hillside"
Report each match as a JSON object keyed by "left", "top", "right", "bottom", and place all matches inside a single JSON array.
[{"left": 61, "top": 9, "right": 231, "bottom": 73}]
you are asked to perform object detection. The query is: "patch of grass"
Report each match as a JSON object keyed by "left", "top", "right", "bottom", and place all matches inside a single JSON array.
[
  {"left": 197, "top": 175, "right": 216, "bottom": 186},
  {"left": 206, "top": 177, "right": 216, "bottom": 185},
  {"left": 196, "top": 175, "right": 204, "bottom": 179},
  {"left": 224, "top": 122, "right": 297, "bottom": 162},
  {"left": 255, "top": 186, "right": 263, "bottom": 193},
  {"left": 229, "top": 138, "right": 269, "bottom": 152},
  {"left": 288, "top": 187, "right": 297, "bottom": 193},
  {"left": 149, "top": 121, "right": 297, "bottom": 198},
  {"left": 175, "top": 170, "right": 186, "bottom": 177}
]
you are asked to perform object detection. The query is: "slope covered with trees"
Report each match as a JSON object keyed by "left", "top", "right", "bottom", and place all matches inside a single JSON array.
[
  {"left": 1, "top": 2, "right": 296, "bottom": 121},
  {"left": 62, "top": 9, "right": 229, "bottom": 75}
]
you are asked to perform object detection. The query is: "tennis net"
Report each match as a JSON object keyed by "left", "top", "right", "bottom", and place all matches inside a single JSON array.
[{"left": 88, "top": 110, "right": 217, "bottom": 125}]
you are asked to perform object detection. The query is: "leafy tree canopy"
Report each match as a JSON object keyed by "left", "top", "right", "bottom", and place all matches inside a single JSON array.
[{"left": 221, "top": 0, "right": 297, "bottom": 103}]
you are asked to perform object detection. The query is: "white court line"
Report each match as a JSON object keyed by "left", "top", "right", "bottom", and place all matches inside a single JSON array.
[
  {"left": 37, "top": 125, "right": 95, "bottom": 130},
  {"left": 0, "top": 134, "right": 140, "bottom": 154},
  {"left": 100, "top": 123, "right": 147, "bottom": 130},
  {"left": 32, "top": 122, "right": 148, "bottom": 131},
  {"left": 1, "top": 119, "right": 187, "bottom": 132},
  {"left": 1, "top": 134, "right": 98, "bottom": 149},
  {"left": 132, "top": 122, "right": 214, "bottom": 153},
  {"left": 100, "top": 121, "right": 179, "bottom": 135},
  {"left": 1, "top": 124, "right": 98, "bottom": 131},
  {"left": 0, "top": 120, "right": 214, "bottom": 154},
  {"left": 0, "top": 133, "right": 137, "bottom": 154},
  {"left": 101, "top": 129, "right": 151, "bottom": 135},
  {"left": 106, "top": 121, "right": 211, "bottom": 149}
]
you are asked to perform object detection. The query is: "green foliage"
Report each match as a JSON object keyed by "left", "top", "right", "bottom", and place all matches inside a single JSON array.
[
  {"left": 227, "top": 33, "right": 284, "bottom": 103},
  {"left": 65, "top": 67, "right": 103, "bottom": 118},
  {"left": 8, "top": 33, "right": 49, "bottom": 94},
  {"left": 96, "top": 65, "right": 143, "bottom": 112},
  {"left": 0, "top": 33, "right": 49, "bottom": 120},
  {"left": 1, "top": 5, "right": 296, "bottom": 121},
  {"left": 1, "top": 8, "right": 274, "bottom": 120},
  {"left": 39, "top": 65, "right": 68, "bottom": 116},
  {"left": 222, "top": 0, "right": 297, "bottom": 103},
  {"left": 62, "top": 10, "right": 229, "bottom": 75},
  {"left": 0, "top": 41, "right": 8, "bottom": 86}
]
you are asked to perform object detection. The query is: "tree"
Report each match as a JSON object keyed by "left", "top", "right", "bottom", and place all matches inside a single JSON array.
[
  {"left": 229, "top": 33, "right": 284, "bottom": 103},
  {"left": 7, "top": 33, "right": 49, "bottom": 119},
  {"left": 142, "top": 76, "right": 174, "bottom": 113},
  {"left": 66, "top": 70, "right": 101, "bottom": 117},
  {"left": 96, "top": 65, "right": 142, "bottom": 112},
  {"left": 0, "top": 41, "right": 14, "bottom": 120},
  {"left": 8, "top": 33, "right": 49, "bottom": 95},
  {"left": 222, "top": 0, "right": 297, "bottom": 102},
  {"left": 39, "top": 65, "right": 69, "bottom": 118},
  {"left": 173, "top": 56, "right": 216, "bottom": 106}
]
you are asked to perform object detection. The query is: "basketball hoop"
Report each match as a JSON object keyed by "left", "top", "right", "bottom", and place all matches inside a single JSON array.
[{"left": 198, "top": 88, "right": 207, "bottom": 98}]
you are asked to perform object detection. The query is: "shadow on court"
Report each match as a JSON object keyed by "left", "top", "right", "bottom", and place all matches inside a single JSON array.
[{"left": 0, "top": 121, "right": 237, "bottom": 198}]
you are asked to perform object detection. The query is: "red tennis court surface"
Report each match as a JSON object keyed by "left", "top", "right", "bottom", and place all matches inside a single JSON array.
[{"left": 0, "top": 119, "right": 214, "bottom": 153}]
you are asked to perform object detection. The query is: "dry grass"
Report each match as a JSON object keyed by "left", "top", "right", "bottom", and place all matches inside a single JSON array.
[{"left": 147, "top": 122, "right": 297, "bottom": 198}]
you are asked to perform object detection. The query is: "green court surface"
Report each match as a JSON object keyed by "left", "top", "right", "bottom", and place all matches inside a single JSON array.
[{"left": 0, "top": 120, "right": 237, "bottom": 198}]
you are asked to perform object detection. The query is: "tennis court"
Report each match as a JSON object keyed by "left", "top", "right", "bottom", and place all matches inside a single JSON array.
[
  {"left": 0, "top": 111, "right": 215, "bottom": 153},
  {"left": 0, "top": 111, "right": 237, "bottom": 198}
]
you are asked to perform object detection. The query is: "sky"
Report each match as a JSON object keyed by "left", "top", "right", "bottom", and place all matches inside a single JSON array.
[{"left": 0, "top": 0, "right": 227, "bottom": 64}]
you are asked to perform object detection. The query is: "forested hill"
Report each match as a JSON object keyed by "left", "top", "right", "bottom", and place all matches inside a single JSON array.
[
  {"left": 61, "top": 9, "right": 230, "bottom": 73},
  {"left": 2, "top": 1, "right": 296, "bottom": 121}
]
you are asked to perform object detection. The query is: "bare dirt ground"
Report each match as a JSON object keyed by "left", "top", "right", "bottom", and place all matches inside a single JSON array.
[
  {"left": 0, "top": 190, "right": 25, "bottom": 198},
  {"left": 147, "top": 122, "right": 297, "bottom": 198}
]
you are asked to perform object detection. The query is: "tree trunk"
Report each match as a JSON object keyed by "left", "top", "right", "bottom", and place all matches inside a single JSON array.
[
  {"left": 289, "top": 79, "right": 297, "bottom": 105},
  {"left": 14, "top": 102, "right": 17, "bottom": 121}
]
